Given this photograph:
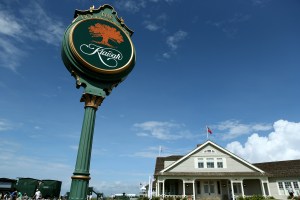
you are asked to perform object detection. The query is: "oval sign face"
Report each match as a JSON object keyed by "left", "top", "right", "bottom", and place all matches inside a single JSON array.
[{"left": 69, "top": 18, "right": 134, "bottom": 74}]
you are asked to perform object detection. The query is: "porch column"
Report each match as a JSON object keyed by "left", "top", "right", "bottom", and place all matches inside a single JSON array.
[
  {"left": 260, "top": 180, "right": 266, "bottom": 197},
  {"left": 230, "top": 180, "right": 235, "bottom": 200},
  {"left": 183, "top": 180, "right": 186, "bottom": 197},
  {"left": 266, "top": 181, "right": 271, "bottom": 196},
  {"left": 192, "top": 180, "right": 195, "bottom": 200},
  {"left": 240, "top": 181, "right": 245, "bottom": 198},
  {"left": 162, "top": 180, "right": 165, "bottom": 198},
  {"left": 156, "top": 181, "right": 159, "bottom": 197}
]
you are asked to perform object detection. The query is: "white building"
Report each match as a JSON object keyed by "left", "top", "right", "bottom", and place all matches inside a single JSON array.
[{"left": 153, "top": 140, "right": 300, "bottom": 200}]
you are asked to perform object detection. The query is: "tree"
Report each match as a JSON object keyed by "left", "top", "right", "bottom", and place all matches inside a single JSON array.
[{"left": 88, "top": 23, "right": 124, "bottom": 47}]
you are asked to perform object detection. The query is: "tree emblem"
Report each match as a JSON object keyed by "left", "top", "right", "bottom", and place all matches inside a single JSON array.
[{"left": 88, "top": 23, "right": 124, "bottom": 47}]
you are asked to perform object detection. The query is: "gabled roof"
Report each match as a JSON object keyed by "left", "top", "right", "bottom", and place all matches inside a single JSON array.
[
  {"left": 160, "top": 140, "right": 264, "bottom": 174},
  {"left": 154, "top": 156, "right": 183, "bottom": 175},
  {"left": 253, "top": 159, "right": 300, "bottom": 177}
]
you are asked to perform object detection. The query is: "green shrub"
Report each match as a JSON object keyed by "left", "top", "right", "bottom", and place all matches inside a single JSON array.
[
  {"left": 237, "top": 195, "right": 276, "bottom": 200},
  {"left": 137, "top": 197, "right": 149, "bottom": 200},
  {"left": 152, "top": 197, "right": 160, "bottom": 200},
  {"left": 163, "top": 196, "right": 174, "bottom": 200}
]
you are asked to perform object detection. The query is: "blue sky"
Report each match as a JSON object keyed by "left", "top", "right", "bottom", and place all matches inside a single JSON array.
[{"left": 1, "top": 0, "right": 300, "bottom": 197}]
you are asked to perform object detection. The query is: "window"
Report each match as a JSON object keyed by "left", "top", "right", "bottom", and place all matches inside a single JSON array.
[
  {"left": 217, "top": 158, "right": 223, "bottom": 168},
  {"left": 278, "top": 182, "right": 284, "bottom": 189},
  {"left": 195, "top": 157, "right": 226, "bottom": 169},
  {"left": 278, "top": 182, "right": 284, "bottom": 195},
  {"left": 204, "top": 149, "right": 215, "bottom": 153},
  {"left": 277, "top": 181, "right": 300, "bottom": 196},
  {"left": 198, "top": 162, "right": 204, "bottom": 168},
  {"left": 198, "top": 158, "right": 204, "bottom": 168},
  {"left": 285, "top": 182, "right": 292, "bottom": 189},
  {"left": 0, "top": 182, "right": 12, "bottom": 188},
  {"left": 204, "top": 181, "right": 215, "bottom": 194},
  {"left": 207, "top": 158, "right": 214, "bottom": 168},
  {"left": 204, "top": 182, "right": 209, "bottom": 193},
  {"left": 233, "top": 183, "right": 242, "bottom": 194},
  {"left": 210, "top": 182, "right": 215, "bottom": 193}
]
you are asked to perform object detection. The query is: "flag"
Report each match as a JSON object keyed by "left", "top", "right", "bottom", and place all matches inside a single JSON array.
[{"left": 207, "top": 126, "right": 212, "bottom": 134}]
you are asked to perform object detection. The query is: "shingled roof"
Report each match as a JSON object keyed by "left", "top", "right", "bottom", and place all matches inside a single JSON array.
[
  {"left": 154, "top": 155, "right": 300, "bottom": 178},
  {"left": 154, "top": 155, "right": 183, "bottom": 175},
  {"left": 253, "top": 159, "right": 300, "bottom": 177}
]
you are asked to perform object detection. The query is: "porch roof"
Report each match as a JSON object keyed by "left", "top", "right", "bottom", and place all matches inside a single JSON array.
[{"left": 157, "top": 172, "right": 266, "bottom": 177}]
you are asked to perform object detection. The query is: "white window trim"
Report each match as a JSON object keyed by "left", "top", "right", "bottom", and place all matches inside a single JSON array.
[
  {"left": 195, "top": 157, "right": 227, "bottom": 169},
  {"left": 277, "top": 180, "right": 300, "bottom": 196}
]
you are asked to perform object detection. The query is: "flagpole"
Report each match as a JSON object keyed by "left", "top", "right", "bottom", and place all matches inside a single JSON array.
[
  {"left": 206, "top": 126, "right": 208, "bottom": 140},
  {"left": 148, "top": 175, "right": 152, "bottom": 200},
  {"left": 158, "top": 146, "right": 161, "bottom": 157}
]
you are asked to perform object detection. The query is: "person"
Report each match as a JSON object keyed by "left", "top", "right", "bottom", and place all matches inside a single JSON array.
[
  {"left": 23, "top": 193, "right": 28, "bottom": 200},
  {"left": 10, "top": 190, "right": 17, "bottom": 200},
  {"left": 34, "top": 189, "right": 42, "bottom": 200},
  {"left": 4, "top": 192, "right": 9, "bottom": 200},
  {"left": 287, "top": 186, "right": 294, "bottom": 199},
  {"left": 16, "top": 192, "right": 22, "bottom": 200}
]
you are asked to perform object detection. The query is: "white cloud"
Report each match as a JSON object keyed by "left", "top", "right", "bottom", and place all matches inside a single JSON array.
[
  {"left": 134, "top": 121, "right": 196, "bottom": 140},
  {"left": 149, "top": 0, "right": 176, "bottom": 3},
  {"left": 251, "top": 0, "right": 272, "bottom": 6},
  {"left": 130, "top": 151, "right": 159, "bottom": 158},
  {"left": 19, "top": 1, "right": 64, "bottom": 46},
  {"left": 90, "top": 180, "right": 141, "bottom": 196},
  {"left": 0, "top": 38, "right": 26, "bottom": 72},
  {"left": 166, "top": 30, "right": 188, "bottom": 50},
  {"left": 0, "top": 139, "right": 73, "bottom": 195},
  {"left": 207, "top": 13, "right": 251, "bottom": 38},
  {"left": 70, "top": 145, "right": 78, "bottom": 151},
  {"left": 226, "top": 120, "right": 300, "bottom": 163},
  {"left": 158, "top": 30, "right": 188, "bottom": 60},
  {"left": 143, "top": 14, "right": 168, "bottom": 32},
  {"left": 0, "top": 118, "right": 16, "bottom": 132},
  {"left": 115, "top": 0, "right": 146, "bottom": 13},
  {"left": 0, "top": 11, "right": 22, "bottom": 37},
  {"left": 116, "top": 0, "right": 176, "bottom": 13},
  {"left": 143, "top": 21, "right": 160, "bottom": 31},
  {"left": 162, "top": 52, "right": 171, "bottom": 59},
  {"left": 215, "top": 120, "right": 272, "bottom": 139},
  {"left": 126, "top": 146, "right": 164, "bottom": 158},
  {"left": 0, "top": 1, "right": 64, "bottom": 71},
  {"left": 34, "top": 126, "right": 41, "bottom": 130}
]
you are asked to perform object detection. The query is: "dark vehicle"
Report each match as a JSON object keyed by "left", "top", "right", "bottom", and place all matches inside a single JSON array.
[
  {"left": 15, "top": 178, "right": 39, "bottom": 197},
  {"left": 0, "top": 178, "right": 17, "bottom": 194},
  {"left": 38, "top": 180, "right": 62, "bottom": 199},
  {"left": 14, "top": 178, "right": 62, "bottom": 198}
]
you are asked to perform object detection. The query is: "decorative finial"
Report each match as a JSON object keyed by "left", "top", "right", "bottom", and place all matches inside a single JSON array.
[
  {"left": 120, "top": 17, "right": 124, "bottom": 24},
  {"left": 90, "top": 5, "right": 95, "bottom": 12}
]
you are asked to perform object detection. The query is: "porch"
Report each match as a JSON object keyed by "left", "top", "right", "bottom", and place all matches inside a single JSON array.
[{"left": 155, "top": 178, "right": 270, "bottom": 200}]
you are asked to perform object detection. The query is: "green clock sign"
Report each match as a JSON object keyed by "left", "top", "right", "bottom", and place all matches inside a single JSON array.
[
  {"left": 62, "top": 4, "right": 136, "bottom": 94},
  {"left": 69, "top": 18, "right": 134, "bottom": 74}
]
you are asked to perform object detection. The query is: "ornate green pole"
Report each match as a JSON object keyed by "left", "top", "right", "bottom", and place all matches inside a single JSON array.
[
  {"left": 69, "top": 94, "right": 104, "bottom": 200},
  {"left": 61, "top": 4, "right": 136, "bottom": 200}
]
